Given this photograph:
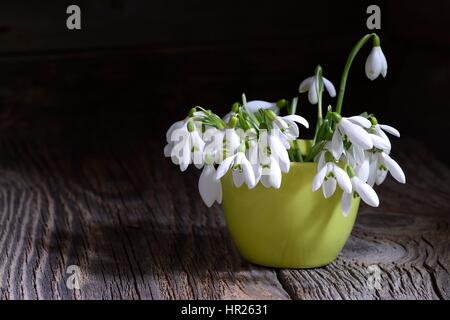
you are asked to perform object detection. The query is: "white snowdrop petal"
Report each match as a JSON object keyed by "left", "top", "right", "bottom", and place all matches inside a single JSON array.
[
  {"left": 370, "top": 133, "right": 391, "bottom": 150},
  {"left": 233, "top": 170, "right": 245, "bottom": 187},
  {"left": 179, "top": 158, "right": 189, "bottom": 172},
  {"left": 198, "top": 166, "right": 218, "bottom": 207},
  {"left": 227, "top": 130, "right": 241, "bottom": 153},
  {"left": 353, "top": 177, "right": 380, "bottom": 207},
  {"left": 269, "top": 158, "right": 282, "bottom": 189},
  {"left": 283, "top": 115, "right": 309, "bottom": 129},
  {"left": 308, "top": 79, "right": 319, "bottom": 104},
  {"left": 340, "top": 119, "right": 373, "bottom": 149},
  {"left": 367, "top": 155, "right": 378, "bottom": 186},
  {"left": 331, "top": 129, "right": 344, "bottom": 160},
  {"left": 246, "top": 100, "right": 277, "bottom": 113},
  {"left": 357, "top": 158, "right": 370, "bottom": 182},
  {"left": 163, "top": 143, "right": 172, "bottom": 157},
  {"left": 216, "top": 155, "right": 236, "bottom": 180},
  {"left": 253, "top": 164, "right": 262, "bottom": 184},
  {"left": 322, "top": 77, "right": 336, "bottom": 97},
  {"left": 317, "top": 152, "right": 326, "bottom": 171},
  {"left": 341, "top": 192, "right": 352, "bottom": 216},
  {"left": 354, "top": 146, "right": 366, "bottom": 165},
  {"left": 299, "top": 76, "right": 314, "bottom": 93},
  {"left": 179, "top": 141, "right": 192, "bottom": 172},
  {"left": 379, "top": 47, "right": 388, "bottom": 77},
  {"left": 365, "top": 47, "right": 382, "bottom": 81},
  {"left": 260, "top": 175, "right": 271, "bottom": 188},
  {"left": 379, "top": 124, "right": 400, "bottom": 137},
  {"left": 333, "top": 165, "right": 352, "bottom": 193},
  {"left": 216, "top": 181, "right": 222, "bottom": 204},
  {"left": 166, "top": 120, "right": 185, "bottom": 142},
  {"left": 240, "top": 156, "right": 256, "bottom": 188},
  {"left": 270, "top": 136, "right": 290, "bottom": 173},
  {"left": 312, "top": 165, "right": 328, "bottom": 191},
  {"left": 347, "top": 116, "right": 372, "bottom": 128},
  {"left": 323, "top": 178, "right": 337, "bottom": 199},
  {"left": 382, "top": 153, "right": 406, "bottom": 184},
  {"left": 376, "top": 168, "right": 388, "bottom": 186}
]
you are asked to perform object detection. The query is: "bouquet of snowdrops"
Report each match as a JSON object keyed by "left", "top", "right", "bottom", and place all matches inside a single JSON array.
[{"left": 164, "top": 33, "right": 405, "bottom": 215}]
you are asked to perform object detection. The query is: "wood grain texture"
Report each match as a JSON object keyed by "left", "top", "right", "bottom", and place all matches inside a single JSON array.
[
  {"left": 278, "top": 140, "right": 450, "bottom": 299},
  {"left": 0, "top": 138, "right": 288, "bottom": 299},
  {"left": 0, "top": 110, "right": 448, "bottom": 299}
]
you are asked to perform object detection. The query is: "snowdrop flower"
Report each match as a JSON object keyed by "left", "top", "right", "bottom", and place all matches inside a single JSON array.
[
  {"left": 299, "top": 75, "right": 336, "bottom": 104},
  {"left": 169, "top": 120, "right": 205, "bottom": 171},
  {"left": 341, "top": 166, "right": 380, "bottom": 215},
  {"left": 164, "top": 109, "right": 207, "bottom": 157},
  {"left": 260, "top": 156, "right": 282, "bottom": 189},
  {"left": 198, "top": 161, "right": 222, "bottom": 207},
  {"left": 250, "top": 130, "right": 289, "bottom": 188},
  {"left": 216, "top": 149, "right": 256, "bottom": 188},
  {"left": 312, "top": 152, "right": 352, "bottom": 198},
  {"left": 202, "top": 127, "right": 225, "bottom": 164},
  {"left": 164, "top": 118, "right": 188, "bottom": 158},
  {"left": 223, "top": 100, "right": 280, "bottom": 123},
  {"left": 267, "top": 131, "right": 291, "bottom": 173},
  {"left": 246, "top": 100, "right": 280, "bottom": 113},
  {"left": 331, "top": 115, "right": 373, "bottom": 159},
  {"left": 365, "top": 46, "right": 388, "bottom": 81},
  {"left": 367, "top": 151, "right": 406, "bottom": 186},
  {"left": 370, "top": 120, "right": 401, "bottom": 152},
  {"left": 268, "top": 110, "right": 309, "bottom": 148}
]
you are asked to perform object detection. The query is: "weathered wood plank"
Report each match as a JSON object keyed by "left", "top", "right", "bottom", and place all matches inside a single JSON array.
[
  {"left": 0, "top": 103, "right": 448, "bottom": 300},
  {"left": 0, "top": 136, "right": 289, "bottom": 299},
  {"left": 278, "top": 140, "right": 450, "bottom": 300}
]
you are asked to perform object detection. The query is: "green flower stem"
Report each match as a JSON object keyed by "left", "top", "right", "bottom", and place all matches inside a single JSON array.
[
  {"left": 313, "top": 65, "right": 324, "bottom": 144},
  {"left": 288, "top": 141, "right": 296, "bottom": 162},
  {"left": 292, "top": 140, "right": 304, "bottom": 162},
  {"left": 335, "top": 33, "right": 379, "bottom": 115},
  {"left": 288, "top": 97, "right": 298, "bottom": 116}
]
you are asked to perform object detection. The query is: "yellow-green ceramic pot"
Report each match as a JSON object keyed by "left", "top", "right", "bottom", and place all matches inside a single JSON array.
[{"left": 221, "top": 151, "right": 360, "bottom": 269}]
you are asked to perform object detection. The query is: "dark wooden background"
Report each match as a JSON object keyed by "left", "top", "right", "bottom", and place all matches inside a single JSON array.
[
  {"left": 0, "top": 0, "right": 449, "bottom": 161},
  {"left": 0, "top": 0, "right": 449, "bottom": 300}
]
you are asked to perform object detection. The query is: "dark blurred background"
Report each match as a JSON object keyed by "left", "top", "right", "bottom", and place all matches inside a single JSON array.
[{"left": 0, "top": 0, "right": 449, "bottom": 163}]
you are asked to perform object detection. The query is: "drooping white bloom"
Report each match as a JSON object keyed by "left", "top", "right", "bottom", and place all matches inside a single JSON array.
[
  {"left": 377, "top": 124, "right": 400, "bottom": 138},
  {"left": 246, "top": 100, "right": 279, "bottom": 113},
  {"left": 367, "top": 151, "right": 406, "bottom": 186},
  {"left": 260, "top": 156, "right": 282, "bottom": 189},
  {"left": 223, "top": 100, "right": 279, "bottom": 123},
  {"left": 370, "top": 123, "right": 400, "bottom": 153},
  {"left": 216, "top": 151, "right": 256, "bottom": 188},
  {"left": 169, "top": 122, "right": 205, "bottom": 171},
  {"left": 164, "top": 119, "right": 187, "bottom": 158},
  {"left": 365, "top": 46, "right": 388, "bottom": 81},
  {"left": 198, "top": 164, "right": 222, "bottom": 207},
  {"left": 341, "top": 176, "right": 379, "bottom": 215},
  {"left": 202, "top": 127, "right": 225, "bottom": 164},
  {"left": 222, "top": 128, "right": 241, "bottom": 160},
  {"left": 299, "top": 75, "right": 336, "bottom": 104},
  {"left": 312, "top": 157, "right": 352, "bottom": 199},
  {"left": 267, "top": 133, "right": 291, "bottom": 173},
  {"left": 271, "top": 114, "right": 309, "bottom": 148},
  {"left": 244, "top": 129, "right": 287, "bottom": 188},
  {"left": 163, "top": 113, "right": 206, "bottom": 158},
  {"left": 332, "top": 116, "right": 373, "bottom": 159}
]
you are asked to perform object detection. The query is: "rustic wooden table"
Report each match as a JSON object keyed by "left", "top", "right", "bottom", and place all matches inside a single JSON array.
[{"left": 0, "top": 112, "right": 448, "bottom": 300}]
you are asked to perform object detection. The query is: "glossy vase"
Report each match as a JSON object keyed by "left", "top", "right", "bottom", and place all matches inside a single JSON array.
[{"left": 221, "top": 155, "right": 360, "bottom": 269}]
